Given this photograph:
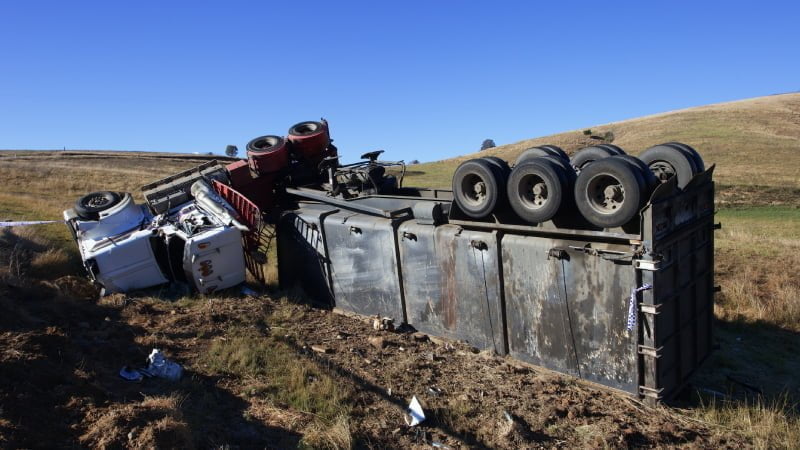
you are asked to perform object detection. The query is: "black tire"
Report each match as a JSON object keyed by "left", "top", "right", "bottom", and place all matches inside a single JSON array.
[
  {"left": 665, "top": 142, "right": 705, "bottom": 172},
  {"left": 246, "top": 135, "right": 285, "bottom": 153},
  {"left": 570, "top": 146, "right": 616, "bottom": 171},
  {"left": 538, "top": 154, "right": 577, "bottom": 186},
  {"left": 481, "top": 156, "right": 511, "bottom": 178},
  {"left": 74, "top": 191, "right": 122, "bottom": 220},
  {"left": 515, "top": 146, "right": 566, "bottom": 166},
  {"left": 597, "top": 144, "right": 626, "bottom": 155},
  {"left": 538, "top": 145, "right": 570, "bottom": 161},
  {"left": 639, "top": 144, "right": 697, "bottom": 188},
  {"left": 616, "top": 155, "right": 658, "bottom": 195},
  {"left": 515, "top": 147, "right": 549, "bottom": 166},
  {"left": 288, "top": 121, "right": 325, "bottom": 137},
  {"left": 452, "top": 159, "right": 502, "bottom": 219},
  {"left": 574, "top": 158, "right": 642, "bottom": 228},
  {"left": 507, "top": 159, "right": 565, "bottom": 223},
  {"left": 609, "top": 156, "right": 646, "bottom": 208}
]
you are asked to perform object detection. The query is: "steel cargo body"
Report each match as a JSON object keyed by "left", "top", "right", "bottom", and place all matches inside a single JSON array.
[
  {"left": 278, "top": 170, "right": 716, "bottom": 403},
  {"left": 398, "top": 222, "right": 506, "bottom": 354}
]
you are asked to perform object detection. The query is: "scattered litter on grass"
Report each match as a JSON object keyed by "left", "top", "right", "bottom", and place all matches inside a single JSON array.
[
  {"left": 146, "top": 349, "right": 183, "bottom": 380},
  {"left": 119, "top": 349, "right": 183, "bottom": 382}
]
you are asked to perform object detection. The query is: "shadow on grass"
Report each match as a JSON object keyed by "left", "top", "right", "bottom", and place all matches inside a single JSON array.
[
  {"left": 673, "top": 316, "right": 800, "bottom": 429},
  {"left": 0, "top": 277, "right": 300, "bottom": 448},
  {"left": 274, "top": 333, "right": 502, "bottom": 449}
]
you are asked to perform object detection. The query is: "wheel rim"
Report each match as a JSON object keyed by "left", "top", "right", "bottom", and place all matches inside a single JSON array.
[
  {"left": 649, "top": 161, "right": 676, "bottom": 182},
  {"left": 254, "top": 136, "right": 280, "bottom": 152},
  {"left": 586, "top": 174, "right": 626, "bottom": 214},
  {"left": 518, "top": 174, "right": 548, "bottom": 210},
  {"left": 83, "top": 194, "right": 111, "bottom": 208},
  {"left": 293, "top": 123, "right": 320, "bottom": 135},
  {"left": 460, "top": 173, "right": 488, "bottom": 207}
]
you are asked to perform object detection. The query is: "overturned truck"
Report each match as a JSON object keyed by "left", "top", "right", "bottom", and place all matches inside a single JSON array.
[{"left": 67, "top": 119, "right": 717, "bottom": 404}]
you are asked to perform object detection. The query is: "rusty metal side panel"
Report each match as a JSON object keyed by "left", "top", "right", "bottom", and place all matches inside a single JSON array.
[
  {"left": 323, "top": 212, "right": 406, "bottom": 323},
  {"left": 561, "top": 243, "right": 638, "bottom": 393},
  {"left": 503, "top": 235, "right": 578, "bottom": 376},
  {"left": 503, "top": 235, "right": 638, "bottom": 393},
  {"left": 399, "top": 223, "right": 506, "bottom": 354}
]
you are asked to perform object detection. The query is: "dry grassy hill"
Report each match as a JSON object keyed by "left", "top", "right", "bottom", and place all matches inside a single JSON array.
[
  {"left": 406, "top": 93, "right": 800, "bottom": 192},
  {"left": 1, "top": 95, "right": 799, "bottom": 448}
]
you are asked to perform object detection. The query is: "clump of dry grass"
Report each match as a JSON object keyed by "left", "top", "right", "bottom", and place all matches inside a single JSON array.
[
  {"left": 715, "top": 207, "right": 800, "bottom": 332},
  {"left": 718, "top": 263, "right": 800, "bottom": 331},
  {"left": 79, "top": 394, "right": 194, "bottom": 449},
  {"left": 300, "top": 413, "right": 352, "bottom": 450},
  {"left": 0, "top": 227, "right": 74, "bottom": 282},
  {"left": 692, "top": 395, "right": 799, "bottom": 450}
]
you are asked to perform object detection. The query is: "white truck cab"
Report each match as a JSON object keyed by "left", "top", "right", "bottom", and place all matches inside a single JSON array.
[{"left": 64, "top": 164, "right": 250, "bottom": 295}]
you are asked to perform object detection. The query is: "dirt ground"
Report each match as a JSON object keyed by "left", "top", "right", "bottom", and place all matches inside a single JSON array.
[{"left": 0, "top": 273, "right": 749, "bottom": 449}]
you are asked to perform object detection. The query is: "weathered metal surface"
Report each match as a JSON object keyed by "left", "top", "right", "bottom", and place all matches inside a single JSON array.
[
  {"left": 322, "top": 210, "right": 406, "bottom": 323},
  {"left": 276, "top": 203, "right": 337, "bottom": 306},
  {"left": 503, "top": 235, "right": 638, "bottom": 392},
  {"left": 141, "top": 161, "right": 229, "bottom": 214},
  {"left": 449, "top": 202, "right": 640, "bottom": 243},
  {"left": 637, "top": 168, "right": 715, "bottom": 402},
  {"left": 399, "top": 223, "right": 506, "bottom": 354},
  {"left": 278, "top": 167, "right": 716, "bottom": 403}
]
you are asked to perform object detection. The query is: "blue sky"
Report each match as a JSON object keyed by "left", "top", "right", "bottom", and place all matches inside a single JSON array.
[{"left": 0, "top": 1, "right": 797, "bottom": 162}]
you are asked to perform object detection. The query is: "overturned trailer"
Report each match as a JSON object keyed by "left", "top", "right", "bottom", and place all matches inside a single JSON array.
[
  {"left": 65, "top": 118, "right": 716, "bottom": 404},
  {"left": 278, "top": 167, "right": 716, "bottom": 404}
]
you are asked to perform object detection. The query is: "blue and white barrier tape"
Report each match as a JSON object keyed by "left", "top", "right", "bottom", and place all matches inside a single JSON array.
[
  {"left": 627, "top": 283, "right": 653, "bottom": 331},
  {"left": 0, "top": 220, "right": 61, "bottom": 227}
]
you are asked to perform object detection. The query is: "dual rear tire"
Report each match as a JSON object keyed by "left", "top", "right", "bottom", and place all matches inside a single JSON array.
[{"left": 452, "top": 142, "right": 703, "bottom": 228}]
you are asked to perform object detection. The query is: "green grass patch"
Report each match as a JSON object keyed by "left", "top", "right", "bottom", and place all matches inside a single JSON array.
[
  {"left": 715, "top": 206, "right": 800, "bottom": 259},
  {"left": 204, "top": 331, "right": 351, "bottom": 424},
  {"left": 0, "top": 193, "right": 76, "bottom": 253},
  {"left": 717, "top": 205, "right": 800, "bottom": 222}
]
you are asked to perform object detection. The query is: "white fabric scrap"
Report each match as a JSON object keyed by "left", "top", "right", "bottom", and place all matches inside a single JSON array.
[{"left": 405, "top": 396, "right": 425, "bottom": 426}]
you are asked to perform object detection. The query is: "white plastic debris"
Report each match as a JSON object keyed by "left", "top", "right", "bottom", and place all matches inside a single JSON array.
[
  {"left": 145, "top": 348, "right": 183, "bottom": 381},
  {"left": 405, "top": 396, "right": 426, "bottom": 426}
]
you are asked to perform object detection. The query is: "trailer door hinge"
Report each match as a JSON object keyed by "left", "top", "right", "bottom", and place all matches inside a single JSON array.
[
  {"left": 638, "top": 385, "right": 664, "bottom": 400},
  {"left": 547, "top": 248, "right": 569, "bottom": 260},
  {"left": 470, "top": 240, "right": 488, "bottom": 250},
  {"left": 402, "top": 231, "right": 417, "bottom": 241},
  {"left": 637, "top": 344, "right": 662, "bottom": 358},
  {"left": 634, "top": 259, "right": 662, "bottom": 271}
]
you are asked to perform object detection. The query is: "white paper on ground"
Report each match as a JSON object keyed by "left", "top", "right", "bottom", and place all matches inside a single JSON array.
[{"left": 405, "top": 396, "right": 425, "bottom": 426}]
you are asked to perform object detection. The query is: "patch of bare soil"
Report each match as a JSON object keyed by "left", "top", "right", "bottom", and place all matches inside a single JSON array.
[
  {"left": 0, "top": 275, "right": 750, "bottom": 449},
  {"left": 716, "top": 184, "right": 800, "bottom": 207}
]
